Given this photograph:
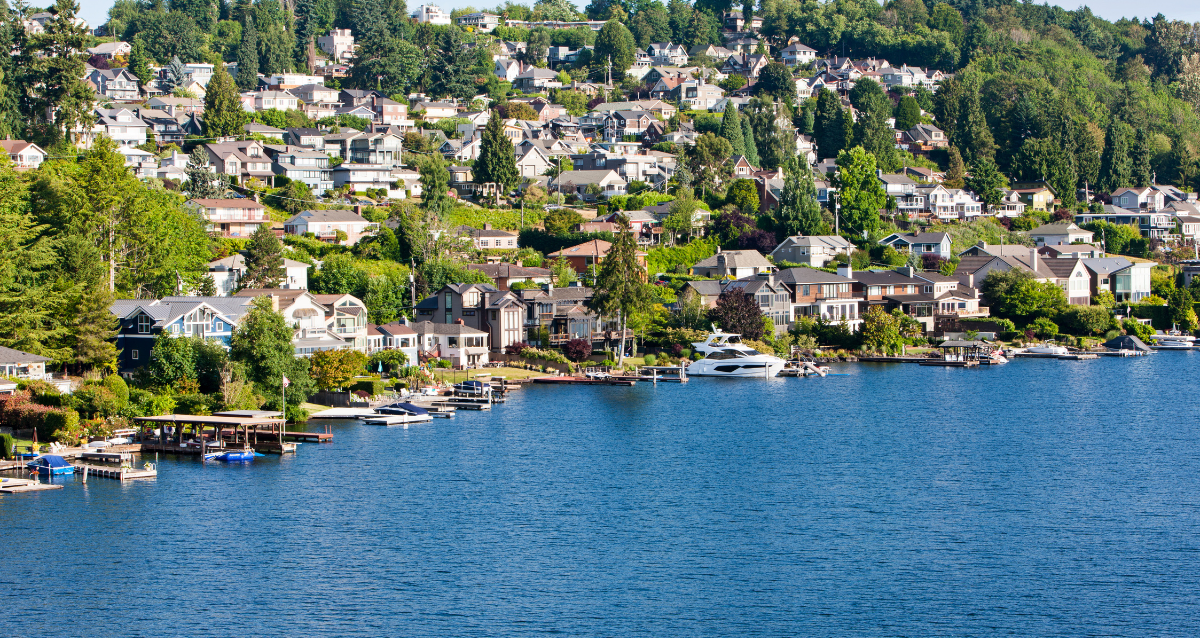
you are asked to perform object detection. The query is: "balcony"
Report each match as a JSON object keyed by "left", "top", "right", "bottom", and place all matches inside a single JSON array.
[{"left": 936, "top": 307, "right": 989, "bottom": 317}]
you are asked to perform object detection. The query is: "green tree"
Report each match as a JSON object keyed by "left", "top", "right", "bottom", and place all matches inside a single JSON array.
[
  {"left": 980, "top": 269, "right": 1068, "bottom": 322},
  {"left": 272, "top": 180, "right": 316, "bottom": 214},
  {"left": 741, "top": 118, "right": 760, "bottom": 168},
  {"left": 17, "top": 0, "right": 93, "bottom": 145},
  {"left": 310, "top": 348, "right": 368, "bottom": 390},
  {"left": 236, "top": 14, "right": 260, "bottom": 91},
  {"left": 310, "top": 253, "right": 368, "bottom": 296},
  {"left": 587, "top": 216, "right": 649, "bottom": 366},
  {"left": 544, "top": 207, "right": 586, "bottom": 234},
  {"left": 185, "top": 146, "right": 222, "bottom": 199},
  {"left": 861, "top": 305, "right": 902, "bottom": 353},
  {"left": 253, "top": 0, "right": 294, "bottom": 76},
  {"left": 418, "top": 153, "right": 451, "bottom": 212},
  {"left": 66, "top": 285, "right": 118, "bottom": 372},
  {"left": 851, "top": 88, "right": 898, "bottom": 171},
  {"left": 944, "top": 145, "right": 966, "bottom": 189},
  {"left": 726, "top": 179, "right": 760, "bottom": 213},
  {"left": 833, "top": 146, "right": 886, "bottom": 236},
  {"left": 148, "top": 332, "right": 196, "bottom": 387},
  {"left": 683, "top": 132, "right": 733, "bottom": 196},
  {"left": 772, "top": 159, "right": 825, "bottom": 240},
  {"left": 1097, "top": 120, "right": 1133, "bottom": 193},
  {"left": 719, "top": 100, "right": 745, "bottom": 157},
  {"left": 755, "top": 62, "right": 793, "bottom": 100},
  {"left": 475, "top": 111, "right": 519, "bottom": 193},
  {"left": 348, "top": 30, "right": 423, "bottom": 96},
  {"left": 230, "top": 296, "right": 314, "bottom": 417},
  {"left": 593, "top": 19, "right": 636, "bottom": 78},
  {"left": 1169, "top": 288, "right": 1198, "bottom": 331},
  {"left": 709, "top": 288, "right": 764, "bottom": 340},
  {"left": 203, "top": 64, "right": 247, "bottom": 138},
  {"left": 813, "top": 89, "right": 848, "bottom": 160},
  {"left": 127, "top": 36, "right": 153, "bottom": 86},
  {"left": 430, "top": 28, "right": 476, "bottom": 101},
  {"left": 241, "top": 223, "right": 286, "bottom": 289},
  {"left": 965, "top": 158, "right": 1008, "bottom": 212},
  {"left": 895, "top": 95, "right": 921, "bottom": 131}
]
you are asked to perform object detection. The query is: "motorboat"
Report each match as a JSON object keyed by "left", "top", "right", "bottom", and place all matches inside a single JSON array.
[
  {"left": 1024, "top": 343, "right": 1069, "bottom": 356},
  {"left": 686, "top": 330, "right": 786, "bottom": 378},
  {"left": 453, "top": 380, "right": 491, "bottom": 397},
  {"left": 203, "top": 449, "right": 255, "bottom": 462},
  {"left": 361, "top": 402, "right": 433, "bottom": 425},
  {"left": 26, "top": 455, "right": 74, "bottom": 476},
  {"left": 1150, "top": 333, "right": 1196, "bottom": 350}
]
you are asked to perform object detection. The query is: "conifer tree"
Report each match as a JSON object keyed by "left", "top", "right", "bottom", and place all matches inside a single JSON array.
[
  {"left": 741, "top": 118, "right": 760, "bottom": 168},
  {"left": 67, "top": 285, "right": 118, "bottom": 372},
  {"left": 720, "top": 100, "right": 745, "bottom": 157},
  {"left": 895, "top": 95, "right": 921, "bottom": 131},
  {"left": 1098, "top": 120, "right": 1132, "bottom": 192},
  {"left": 1131, "top": 127, "right": 1153, "bottom": 187},
  {"left": 241, "top": 223, "right": 286, "bottom": 290},
  {"left": 127, "top": 36, "right": 153, "bottom": 87},
  {"left": 236, "top": 16, "right": 259, "bottom": 91},
  {"left": 587, "top": 216, "right": 649, "bottom": 367},
  {"left": 813, "top": 89, "right": 846, "bottom": 160},
  {"left": 203, "top": 65, "right": 247, "bottom": 138},
  {"left": 475, "top": 111, "right": 519, "bottom": 194},
  {"left": 772, "top": 158, "right": 825, "bottom": 240},
  {"left": 186, "top": 146, "right": 222, "bottom": 199},
  {"left": 944, "top": 146, "right": 966, "bottom": 189}
]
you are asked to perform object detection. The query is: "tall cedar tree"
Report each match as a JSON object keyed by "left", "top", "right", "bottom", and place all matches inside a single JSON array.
[
  {"left": 127, "top": 37, "right": 153, "bottom": 87},
  {"left": 720, "top": 100, "right": 745, "bottom": 157},
  {"left": 20, "top": 0, "right": 93, "bottom": 144},
  {"left": 236, "top": 16, "right": 259, "bottom": 91},
  {"left": 944, "top": 146, "right": 966, "bottom": 189},
  {"left": 186, "top": 146, "right": 222, "bottom": 199},
  {"left": 1098, "top": 120, "right": 1132, "bottom": 193},
  {"left": 587, "top": 216, "right": 649, "bottom": 366},
  {"left": 475, "top": 111, "right": 519, "bottom": 193},
  {"left": 813, "top": 89, "right": 847, "bottom": 160},
  {"left": 67, "top": 285, "right": 118, "bottom": 372},
  {"left": 741, "top": 118, "right": 760, "bottom": 167},
  {"left": 965, "top": 158, "right": 1008, "bottom": 211},
  {"left": 203, "top": 65, "right": 247, "bottom": 137},
  {"left": 241, "top": 223, "right": 286, "bottom": 289},
  {"left": 772, "top": 158, "right": 824, "bottom": 240},
  {"left": 894, "top": 95, "right": 921, "bottom": 131}
]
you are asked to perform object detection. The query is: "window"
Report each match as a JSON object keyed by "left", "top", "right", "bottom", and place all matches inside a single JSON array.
[
  {"left": 137, "top": 314, "right": 151, "bottom": 334},
  {"left": 802, "top": 285, "right": 810, "bottom": 296},
  {"left": 463, "top": 310, "right": 476, "bottom": 316},
  {"left": 444, "top": 292, "right": 453, "bottom": 309},
  {"left": 132, "top": 350, "right": 139, "bottom": 360}
]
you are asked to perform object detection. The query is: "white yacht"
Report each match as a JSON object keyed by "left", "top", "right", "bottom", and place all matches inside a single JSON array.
[
  {"left": 1024, "top": 343, "right": 1069, "bottom": 356},
  {"left": 1150, "top": 333, "right": 1196, "bottom": 350},
  {"left": 686, "top": 330, "right": 786, "bottom": 378}
]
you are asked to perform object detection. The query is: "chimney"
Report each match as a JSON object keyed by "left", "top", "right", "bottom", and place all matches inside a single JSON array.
[
  {"left": 967, "top": 273, "right": 975, "bottom": 290},
  {"left": 837, "top": 263, "right": 853, "bottom": 279},
  {"left": 268, "top": 294, "right": 279, "bottom": 312},
  {"left": 1030, "top": 247, "right": 1039, "bottom": 273},
  {"left": 976, "top": 240, "right": 985, "bottom": 248},
  {"left": 354, "top": 205, "right": 362, "bottom": 215},
  {"left": 484, "top": 223, "right": 492, "bottom": 230},
  {"left": 454, "top": 318, "right": 465, "bottom": 325},
  {"left": 716, "top": 246, "right": 722, "bottom": 254}
]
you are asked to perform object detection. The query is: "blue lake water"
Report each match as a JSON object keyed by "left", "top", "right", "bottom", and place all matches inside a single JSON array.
[{"left": 3, "top": 354, "right": 1200, "bottom": 636}]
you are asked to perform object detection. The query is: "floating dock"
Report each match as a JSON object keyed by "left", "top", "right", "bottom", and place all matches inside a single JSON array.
[
  {"left": 79, "top": 451, "right": 135, "bottom": 463},
  {"left": 530, "top": 376, "right": 637, "bottom": 386},
  {"left": 74, "top": 463, "right": 158, "bottom": 480},
  {"left": 0, "top": 477, "right": 63, "bottom": 493},
  {"left": 919, "top": 360, "right": 979, "bottom": 367}
]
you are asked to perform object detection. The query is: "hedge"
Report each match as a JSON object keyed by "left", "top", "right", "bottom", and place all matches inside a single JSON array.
[
  {"left": 0, "top": 433, "right": 13, "bottom": 459},
  {"left": 0, "top": 391, "right": 80, "bottom": 442},
  {"left": 350, "top": 378, "right": 386, "bottom": 396}
]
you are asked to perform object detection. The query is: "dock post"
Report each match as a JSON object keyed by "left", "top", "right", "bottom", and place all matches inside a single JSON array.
[{"left": 81, "top": 466, "right": 87, "bottom": 483}]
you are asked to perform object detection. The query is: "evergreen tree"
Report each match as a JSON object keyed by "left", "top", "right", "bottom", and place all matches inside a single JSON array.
[
  {"left": 127, "top": 36, "right": 153, "bottom": 87},
  {"left": 1131, "top": 127, "right": 1153, "bottom": 187},
  {"left": 720, "top": 100, "right": 745, "bottom": 157},
  {"left": 241, "top": 223, "right": 286, "bottom": 289},
  {"left": 418, "top": 153, "right": 450, "bottom": 213},
  {"left": 1098, "top": 120, "right": 1132, "bottom": 192},
  {"left": 813, "top": 89, "right": 846, "bottom": 160},
  {"left": 944, "top": 146, "right": 966, "bottom": 189},
  {"left": 772, "top": 158, "right": 825, "bottom": 240},
  {"left": 852, "top": 93, "right": 898, "bottom": 172},
  {"left": 955, "top": 78, "right": 995, "bottom": 164},
  {"left": 755, "top": 62, "right": 793, "bottom": 100},
  {"left": 965, "top": 158, "right": 1008, "bottom": 212},
  {"left": 475, "top": 111, "right": 519, "bottom": 193},
  {"left": 162, "top": 56, "right": 188, "bottom": 93},
  {"left": 20, "top": 0, "right": 93, "bottom": 144},
  {"left": 230, "top": 296, "right": 314, "bottom": 418},
  {"left": 253, "top": 0, "right": 294, "bottom": 76},
  {"left": 66, "top": 285, "right": 118, "bottom": 372},
  {"left": 186, "top": 146, "right": 222, "bottom": 199},
  {"left": 196, "top": 274, "right": 218, "bottom": 296},
  {"left": 203, "top": 64, "right": 247, "bottom": 137},
  {"left": 587, "top": 216, "right": 649, "bottom": 367},
  {"left": 236, "top": 15, "right": 259, "bottom": 91},
  {"left": 895, "top": 95, "right": 921, "bottom": 131},
  {"left": 430, "top": 28, "right": 476, "bottom": 101},
  {"left": 741, "top": 118, "right": 760, "bottom": 168}
]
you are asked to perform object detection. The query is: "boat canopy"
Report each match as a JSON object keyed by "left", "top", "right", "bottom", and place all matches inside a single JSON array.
[
  {"left": 388, "top": 402, "right": 428, "bottom": 415},
  {"left": 1102, "top": 335, "right": 1152, "bottom": 352},
  {"left": 37, "top": 455, "right": 71, "bottom": 468}
]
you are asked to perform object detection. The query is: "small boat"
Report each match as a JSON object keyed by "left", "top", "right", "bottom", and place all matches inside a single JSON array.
[
  {"left": 986, "top": 351, "right": 1008, "bottom": 364},
  {"left": 204, "top": 449, "right": 255, "bottom": 462},
  {"left": 1149, "top": 333, "right": 1195, "bottom": 350},
  {"left": 361, "top": 402, "right": 433, "bottom": 425},
  {"left": 452, "top": 380, "right": 491, "bottom": 397},
  {"left": 26, "top": 455, "right": 74, "bottom": 476},
  {"left": 1025, "top": 343, "right": 1070, "bottom": 356}
]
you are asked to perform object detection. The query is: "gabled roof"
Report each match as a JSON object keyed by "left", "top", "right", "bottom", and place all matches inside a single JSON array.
[
  {"left": 693, "top": 250, "right": 772, "bottom": 270},
  {"left": 0, "top": 346, "right": 50, "bottom": 364},
  {"left": 774, "top": 267, "right": 853, "bottom": 285},
  {"left": 411, "top": 320, "right": 487, "bottom": 335},
  {"left": 883, "top": 232, "right": 949, "bottom": 245},
  {"left": 288, "top": 209, "right": 370, "bottom": 224}
]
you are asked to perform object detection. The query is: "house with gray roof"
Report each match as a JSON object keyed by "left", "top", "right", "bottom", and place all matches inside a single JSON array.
[
  {"left": 283, "top": 209, "right": 375, "bottom": 245},
  {"left": 879, "top": 232, "right": 952, "bottom": 260},
  {"left": 770, "top": 235, "right": 853, "bottom": 267},
  {"left": 692, "top": 249, "right": 773, "bottom": 279}
]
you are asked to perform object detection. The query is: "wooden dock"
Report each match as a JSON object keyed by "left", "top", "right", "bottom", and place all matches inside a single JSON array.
[
  {"left": 75, "top": 463, "right": 158, "bottom": 480},
  {"left": 219, "top": 427, "right": 332, "bottom": 443},
  {"left": 531, "top": 376, "right": 637, "bottom": 386},
  {"left": 857, "top": 356, "right": 932, "bottom": 363},
  {"left": 430, "top": 400, "right": 490, "bottom": 410},
  {"left": 918, "top": 360, "right": 979, "bottom": 367},
  {"left": 80, "top": 451, "right": 135, "bottom": 463},
  {"left": 0, "top": 477, "right": 63, "bottom": 493}
]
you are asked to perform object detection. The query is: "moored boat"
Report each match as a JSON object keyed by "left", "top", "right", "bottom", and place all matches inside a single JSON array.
[
  {"left": 204, "top": 449, "right": 256, "bottom": 462},
  {"left": 686, "top": 329, "right": 786, "bottom": 378},
  {"left": 26, "top": 455, "right": 74, "bottom": 476}
]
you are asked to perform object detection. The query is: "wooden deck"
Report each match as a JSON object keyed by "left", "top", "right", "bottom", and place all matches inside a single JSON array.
[
  {"left": 219, "top": 427, "right": 332, "bottom": 443},
  {"left": 0, "top": 477, "right": 63, "bottom": 493},
  {"left": 918, "top": 360, "right": 979, "bottom": 367}
]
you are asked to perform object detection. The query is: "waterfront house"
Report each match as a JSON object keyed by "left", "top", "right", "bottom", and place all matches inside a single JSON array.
[
  {"left": 235, "top": 289, "right": 368, "bottom": 354},
  {"left": 109, "top": 297, "right": 249, "bottom": 371},
  {"left": 773, "top": 267, "right": 862, "bottom": 329},
  {"left": 412, "top": 321, "right": 490, "bottom": 367},
  {"left": 207, "top": 254, "right": 309, "bottom": 295},
  {"left": 723, "top": 276, "right": 793, "bottom": 330},
  {"left": 367, "top": 322, "right": 419, "bottom": 363},
  {"left": 680, "top": 280, "right": 725, "bottom": 308},
  {"left": 1083, "top": 257, "right": 1155, "bottom": 303},
  {"left": 414, "top": 283, "right": 527, "bottom": 353},
  {"left": 516, "top": 283, "right": 631, "bottom": 348},
  {"left": 691, "top": 249, "right": 773, "bottom": 279},
  {"left": 0, "top": 347, "right": 51, "bottom": 381}
]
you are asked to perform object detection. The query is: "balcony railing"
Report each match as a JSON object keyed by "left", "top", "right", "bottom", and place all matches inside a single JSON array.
[{"left": 935, "top": 307, "right": 989, "bottom": 317}]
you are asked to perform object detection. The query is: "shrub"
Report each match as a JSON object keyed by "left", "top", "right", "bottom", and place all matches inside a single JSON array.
[
  {"left": 1026, "top": 317, "right": 1059, "bottom": 339},
  {"left": 562, "top": 338, "right": 592, "bottom": 362},
  {"left": 504, "top": 341, "right": 531, "bottom": 355},
  {"left": 0, "top": 432, "right": 13, "bottom": 459},
  {"left": 103, "top": 374, "right": 129, "bottom": 407},
  {"left": 642, "top": 354, "right": 657, "bottom": 366},
  {"left": 519, "top": 347, "right": 571, "bottom": 364},
  {"left": 174, "top": 393, "right": 218, "bottom": 416},
  {"left": 43, "top": 408, "right": 81, "bottom": 443},
  {"left": 350, "top": 378, "right": 385, "bottom": 396},
  {"left": 1122, "top": 318, "right": 1154, "bottom": 342}
]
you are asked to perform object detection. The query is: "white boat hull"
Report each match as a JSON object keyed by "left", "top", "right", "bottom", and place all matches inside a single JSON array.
[
  {"left": 687, "top": 358, "right": 786, "bottom": 378},
  {"left": 362, "top": 414, "right": 434, "bottom": 425}
]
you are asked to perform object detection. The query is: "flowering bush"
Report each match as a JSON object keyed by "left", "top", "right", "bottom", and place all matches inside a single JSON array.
[{"left": 0, "top": 391, "right": 81, "bottom": 442}]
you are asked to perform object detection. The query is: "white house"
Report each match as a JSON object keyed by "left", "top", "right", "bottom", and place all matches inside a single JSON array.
[
  {"left": 284, "top": 209, "right": 376, "bottom": 245},
  {"left": 186, "top": 198, "right": 271, "bottom": 238},
  {"left": 411, "top": 4, "right": 452, "bottom": 24},
  {"left": 1026, "top": 222, "right": 1094, "bottom": 247},
  {"left": 317, "top": 29, "right": 356, "bottom": 62},
  {"left": 780, "top": 43, "right": 816, "bottom": 67},
  {"left": 208, "top": 254, "right": 310, "bottom": 295},
  {"left": 0, "top": 140, "right": 47, "bottom": 169},
  {"left": 769, "top": 235, "right": 853, "bottom": 267}
]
